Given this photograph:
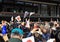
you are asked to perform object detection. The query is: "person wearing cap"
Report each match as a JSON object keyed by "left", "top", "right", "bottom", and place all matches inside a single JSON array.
[{"left": 8, "top": 28, "right": 24, "bottom": 42}]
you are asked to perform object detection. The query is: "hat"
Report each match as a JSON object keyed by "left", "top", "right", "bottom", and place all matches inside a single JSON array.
[{"left": 11, "top": 28, "right": 24, "bottom": 35}]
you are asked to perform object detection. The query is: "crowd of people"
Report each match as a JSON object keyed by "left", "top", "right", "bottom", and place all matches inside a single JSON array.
[{"left": 0, "top": 15, "right": 60, "bottom": 42}]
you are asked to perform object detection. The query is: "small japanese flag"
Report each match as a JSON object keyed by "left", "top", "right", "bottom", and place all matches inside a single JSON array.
[
  {"left": 22, "top": 36, "right": 35, "bottom": 42},
  {"left": 24, "top": 11, "right": 29, "bottom": 18},
  {"left": 30, "top": 12, "right": 35, "bottom": 16}
]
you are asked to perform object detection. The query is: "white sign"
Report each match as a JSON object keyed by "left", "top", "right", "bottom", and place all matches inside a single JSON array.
[
  {"left": 47, "top": 39, "right": 55, "bottom": 42},
  {"left": 22, "top": 36, "right": 35, "bottom": 42}
]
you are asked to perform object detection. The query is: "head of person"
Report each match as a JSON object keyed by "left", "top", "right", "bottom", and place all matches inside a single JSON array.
[
  {"left": 42, "top": 28, "right": 47, "bottom": 34},
  {"left": 34, "top": 32, "right": 40, "bottom": 37},
  {"left": 44, "top": 21, "right": 48, "bottom": 24},
  {"left": 34, "top": 23, "right": 39, "bottom": 29},
  {"left": 1, "top": 20, "right": 6, "bottom": 26},
  {"left": 11, "top": 28, "right": 24, "bottom": 40},
  {"left": 56, "top": 23, "right": 60, "bottom": 27},
  {"left": 40, "top": 24, "right": 44, "bottom": 30}
]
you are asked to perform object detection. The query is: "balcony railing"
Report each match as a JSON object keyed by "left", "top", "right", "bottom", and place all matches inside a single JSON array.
[{"left": 0, "top": 12, "right": 59, "bottom": 18}]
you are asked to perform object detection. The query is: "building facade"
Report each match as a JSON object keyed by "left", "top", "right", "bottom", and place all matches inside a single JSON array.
[{"left": 0, "top": 0, "right": 60, "bottom": 22}]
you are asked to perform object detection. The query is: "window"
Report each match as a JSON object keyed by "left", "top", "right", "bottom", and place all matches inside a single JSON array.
[
  {"left": 41, "top": 4, "right": 48, "bottom": 17},
  {"left": 57, "top": 6, "right": 59, "bottom": 17},
  {"left": 51, "top": 5, "right": 56, "bottom": 17},
  {"left": 24, "top": 3, "right": 38, "bottom": 13}
]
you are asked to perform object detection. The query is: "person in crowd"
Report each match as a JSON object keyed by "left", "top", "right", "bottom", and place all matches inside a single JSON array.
[
  {"left": 50, "top": 27, "right": 60, "bottom": 42},
  {"left": 1, "top": 17, "right": 60, "bottom": 42},
  {"left": 42, "top": 28, "right": 50, "bottom": 42},
  {"left": 1, "top": 20, "right": 7, "bottom": 35},
  {"left": 1, "top": 20, "right": 10, "bottom": 41},
  {"left": 54, "top": 27, "right": 60, "bottom": 42},
  {"left": 34, "top": 32, "right": 43, "bottom": 42},
  {"left": 13, "top": 15, "right": 21, "bottom": 28},
  {"left": 26, "top": 24, "right": 43, "bottom": 42},
  {"left": 8, "top": 28, "right": 24, "bottom": 42},
  {"left": 50, "top": 22, "right": 60, "bottom": 42},
  {"left": 20, "top": 22, "right": 26, "bottom": 32},
  {"left": 30, "top": 22, "right": 34, "bottom": 30},
  {"left": 34, "top": 23, "right": 39, "bottom": 29},
  {"left": 44, "top": 21, "right": 50, "bottom": 29},
  {"left": 50, "top": 21, "right": 59, "bottom": 38}
]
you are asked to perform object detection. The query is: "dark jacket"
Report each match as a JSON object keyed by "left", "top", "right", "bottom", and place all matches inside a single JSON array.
[
  {"left": 0, "top": 36, "right": 5, "bottom": 42},
  {"left": 8, "top": 38, "right": 22, "bottom": 42}
]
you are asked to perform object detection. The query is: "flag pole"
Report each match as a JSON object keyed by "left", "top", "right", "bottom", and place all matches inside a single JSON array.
[
  {"left": 38, "top": 18, "right": 41, "bottom": 22},
  {"left": 51, "top": 18, "right": 53, "bottom": 22},
  {"left": 23, "top": 16, "right": 24, "bottom": 22},
  {"left": 38, "top": 18, "right": 39, "bottom": 22},
  {"left": 29, "top": 14, "right": 30, "bottom": 22},
  {"left": 57, "top": 18, "right": 59, "bottom": 23},
  {"left": 23, "top": 13, "right": 25, "bottom": 22}
]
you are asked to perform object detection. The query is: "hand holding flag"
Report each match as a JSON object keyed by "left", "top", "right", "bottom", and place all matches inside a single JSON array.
[{"left": 25, "top": 19, "right": 30, "bottom": 28}]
